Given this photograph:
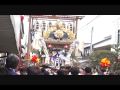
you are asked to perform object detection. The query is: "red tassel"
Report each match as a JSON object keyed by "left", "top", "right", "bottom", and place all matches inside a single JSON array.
[{"left": 20, "top": 16, "right": 24, "bottom": 22}]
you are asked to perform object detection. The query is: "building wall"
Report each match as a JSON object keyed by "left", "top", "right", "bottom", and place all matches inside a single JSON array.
[
  {"left": 77, "top": 15, "right": 120, "bottom": 52},
  {"left": 10, "top": 15, "right": 21, "bottom": 52},
  {"left": 10, "top": 15, "right": 29, "bottom": 55},
  {"left": 93, "top": 39, "right": 111, "bottom": 48},
  {"left": 21, "top": 15, "right": 29, "bottom": 48}
]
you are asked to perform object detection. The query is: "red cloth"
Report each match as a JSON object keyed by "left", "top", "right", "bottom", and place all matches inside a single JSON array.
[{"left": 20, "top": 16, "right": 24, "bottom": 22}]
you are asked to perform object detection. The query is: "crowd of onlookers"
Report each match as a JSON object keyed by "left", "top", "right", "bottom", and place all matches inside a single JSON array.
[{"left": 0, "top": 53, "right": 120, "bottom": 75}]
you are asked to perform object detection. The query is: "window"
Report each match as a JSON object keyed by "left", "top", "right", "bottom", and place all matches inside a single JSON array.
[
  {"left": 36, "top": 21, "right": 39, "bottom": 29},
  {"left": 67, "top": 23, "right": 73, "bottom": 31},
  {"left": 42, "top": 21, "right": 46, "bottom": 31},
  {"left": 49, "top": 22, "right": 52, "bottom": 27},
  {"left": 70, "top": 23, "right": 72, "bottom": 31}
]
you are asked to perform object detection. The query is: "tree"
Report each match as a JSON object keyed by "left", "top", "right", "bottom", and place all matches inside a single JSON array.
[
  {"left": 70, "top": 49, "right": 81, "bottom": 67},
  {"left": 110, "top": 44, "right": 120, "bottom": 72},
  {"left": 89, "top": 50, "right": 116, "bottom": 69},
  {"left": 112, "top": 44, "right": 120, "bottom": 61}
]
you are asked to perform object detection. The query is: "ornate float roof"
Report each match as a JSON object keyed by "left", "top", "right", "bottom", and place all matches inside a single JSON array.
[
  {"left": 30, "top": 15, "right": 85, "bottom": 20},
  {"left": 45, "top": 39, "right": 73, "bottom": 44},
  {"left": 30, "top": 15, "right": 84, "bottom": 46}
]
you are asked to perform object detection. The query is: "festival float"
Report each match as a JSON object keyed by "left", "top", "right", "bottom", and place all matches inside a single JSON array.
[{"left": 26, "top": 15, "right": 84, "bottom": 67}]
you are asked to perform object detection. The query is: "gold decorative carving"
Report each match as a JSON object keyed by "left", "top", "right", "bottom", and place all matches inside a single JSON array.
[{"left": 43, "top": 20, "right": 75, "bottom": 40}]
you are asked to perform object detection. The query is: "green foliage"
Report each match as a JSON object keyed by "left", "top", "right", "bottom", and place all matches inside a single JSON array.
[
  {"left": 111, "top": 62, "right": 120, "bottom": 71},
  {"left": 112, "top": 44, "right": 120, "bottom": 51},
  {"left": 89, "top": 44, "right": 120, "bottom": 71},
  {"left": 70, "top": 49, "right": 76, "bottom": 59},
  {"left": 110, "top": 44, "right": 120, "bottom": 71},
  {"left": 89, "top": 50, "right": 117, "bottom": 67},
  {"left": 112, "top": 44, "right": 120, "bottom": 56}
]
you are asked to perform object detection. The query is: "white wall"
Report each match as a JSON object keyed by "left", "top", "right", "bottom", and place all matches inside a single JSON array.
[
  {"left": 10, "top": 15, "right": 29, "bottom": 54},
  {"left": 77, "top": 15, "right": 98, "bottom": 43},
  {"left": 21, "top": 15, "right": 29, "bottom": 55},
  {"left": 21, "top": 15, "right": 29, "bottom": 48},
  {"left": 10, "top": 15, "right": 21, "bottom": 51},
  {"left": 77, "top": 15, "right": 120, "bottom": 46}
]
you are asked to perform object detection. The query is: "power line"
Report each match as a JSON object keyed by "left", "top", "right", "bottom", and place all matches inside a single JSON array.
[{"left": 79, "top": 15, "right": 101, "bottom": 30}]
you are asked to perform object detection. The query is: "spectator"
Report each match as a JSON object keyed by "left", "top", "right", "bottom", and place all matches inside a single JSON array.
[
  {"left": 0, "top": 58, "right": 7, "bottom": 75},
  {"left": 109, "top": 71, "right": 114, "bottom": 75},
  {"left": 19, "top": 68, "right": 28, "bottom": 75},
  {"left": 57, "top": 69, "right": 65, "bottom": 75},
  {"left": 113, "top": 70, "right": 120, "bottom": 75},
  {"left": 64, "top": 65, "right": 71, "bottom": 75},
  {"left": 39, "top": 67, "right": 49, "bottom": 75},
  {"left": 92, "top": 68, "right": 98, "bottom": 75},
  {"left": 63, "top": 69, "right": 69, "bottom": 75},
  {"left": 99, "top": 68, "right": 106, "bottom": 75},
  {"left": 79, "top": 68, "right": 85, "bottom": 75},
  {"left": 60, "top": 66, "right": 65, "bottom": 70},
  {"left": 84, "top": 67, "right": 92, "bottom": 75},
  {"left": 70, "top": 67, "right": 80, "bottom": 75},
  {"left": 0, "top": 67, "right": 8, "bottom": 75},
  {"left": 5, "top": 54, "right": 20, "bottom": 75},
  {"left": 27, "top": 66, "right": 40, "bottom": 75}
]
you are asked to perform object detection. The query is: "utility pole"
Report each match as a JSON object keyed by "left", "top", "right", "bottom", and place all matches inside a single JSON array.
[
  {"left": 117, "top": 18, "right": 120, "bottom": 45},
  {"left": 90, "top": 27, "right": 93, "bottom": 53}
]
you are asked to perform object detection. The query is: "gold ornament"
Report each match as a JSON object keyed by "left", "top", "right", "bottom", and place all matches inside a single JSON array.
[
  {"left": 56, "top": 20, "right": 63, "bottom": 29},
  {"left": 36, "top": 58, "right": 40, "bottom": 63},
  {"left": 43, "top": 20, "right": 76, "bottom": 40},
  {"left": 70, "top": 33, "right": 75, "bottom": 39},
  {"left": 67, "top": 30, "right": 75, "bottom": 39},
  {"left": 43, "top": 31, "right": 50, "bottom": 39},
  {"left": 54, "top": 30, "right": 64, "bottom": 39}
]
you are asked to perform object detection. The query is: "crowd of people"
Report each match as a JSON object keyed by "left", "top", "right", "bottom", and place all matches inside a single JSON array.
[{"left": 0, "top": 53, "right": 119, "bottom": 75}]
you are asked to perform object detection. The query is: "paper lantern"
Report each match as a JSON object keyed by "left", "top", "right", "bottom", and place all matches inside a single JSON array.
[
  {"left": 31, "top": 55, "right": 38, "bottom": 63},
  {"left": 48, "top": 44, "right": 52, "bottom": 48},
  {"left": 64, "top": 45, "right": 68, "bottom": 48},
  {"left": 100, "top": 57, "right": 111, "bottom": 68}
]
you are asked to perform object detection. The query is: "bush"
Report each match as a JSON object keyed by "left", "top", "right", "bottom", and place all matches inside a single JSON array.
[
  {"left": 89, "top": 50, "right": 117, "bottom": 68},
  {"left": 110, "top": 62, "right": 120, "bottom": 72}
]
